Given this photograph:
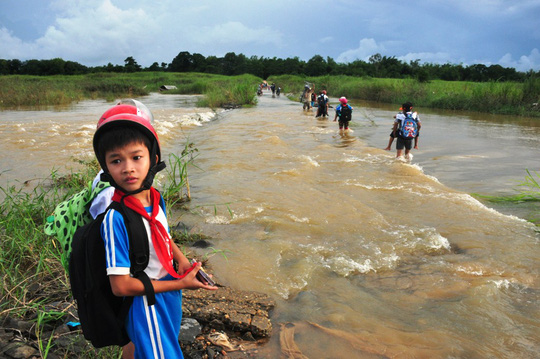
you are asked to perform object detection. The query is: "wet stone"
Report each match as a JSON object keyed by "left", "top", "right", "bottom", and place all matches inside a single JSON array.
[
  {"left": 182, "top": 286, "right": 275, "bottom": 338},
  {"left": 179, "top": 318, "right": 202, "bottom": 344}
]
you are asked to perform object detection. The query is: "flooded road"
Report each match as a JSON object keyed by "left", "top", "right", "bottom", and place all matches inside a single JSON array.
[{"left": 1, "top": 92, "right": 539, "bottom": 358}]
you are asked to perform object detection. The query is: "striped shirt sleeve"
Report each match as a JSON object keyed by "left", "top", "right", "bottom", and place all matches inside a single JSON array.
[{"left": 101, "top": 208, "right": 131, "bottom": 276}]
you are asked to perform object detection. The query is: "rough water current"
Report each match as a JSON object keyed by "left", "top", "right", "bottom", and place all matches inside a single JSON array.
[{"left": 1, "top": 92, "right": 538, "bottom": 358}]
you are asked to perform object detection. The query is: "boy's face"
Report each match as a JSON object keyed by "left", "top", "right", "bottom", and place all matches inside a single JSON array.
[{"left": 105, "top": 141, "right": 152, "bottom": 193}]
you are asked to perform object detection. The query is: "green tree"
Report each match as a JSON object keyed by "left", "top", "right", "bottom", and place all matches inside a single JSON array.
[
  {"left": 124, "top": 56, "right": 141, "bottom": 73},
  {"left": 147, "top": 62, "right": 161, "bottom": 71},
  {"left": 170, "top": 51, "right": 193, "bottom": 72},
  {"left": 191, "top": 53, "right": 207, "bottom": 72},
  {"left": 306, "top": 55, "right": 327, "bottom": 76}
]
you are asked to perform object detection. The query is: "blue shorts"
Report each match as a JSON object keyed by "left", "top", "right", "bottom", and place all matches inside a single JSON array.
[{"left": 126, "top": 275, "right": 183, "bottom": 359}]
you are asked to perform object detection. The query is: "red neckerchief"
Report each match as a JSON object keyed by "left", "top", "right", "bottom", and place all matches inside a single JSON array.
[{"left": 112, "top": 188, "right": 195, "bottom": 279}]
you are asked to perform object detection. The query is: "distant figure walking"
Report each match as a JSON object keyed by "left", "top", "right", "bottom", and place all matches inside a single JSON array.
[
  {"left": 315, "top": 90, "right": 329, "bottom": 117},
  {"left": 333, "top": 97, "right": 353, "bottom": 131},
  {"left": 391, "top": 101, "right": 421, "bottom": 160},
  {"left": 302, "top": 86, "right": 313, "bottom": 110}
]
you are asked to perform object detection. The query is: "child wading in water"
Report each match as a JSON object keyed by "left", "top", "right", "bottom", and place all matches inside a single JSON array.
[
  {"left": 390, "top": 101, "right": 421, "bottom": 161},
  {"left": 333, "top": 97, "right": 353, "bottom": 131},
  {"left": 93, "top": 104, "right": 217, "bottom": 358},
  {"left": 385, "top": 104, "right": 420, "bottom": 151}
]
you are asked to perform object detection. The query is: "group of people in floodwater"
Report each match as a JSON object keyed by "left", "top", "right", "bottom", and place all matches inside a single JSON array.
[
  {"left": 256, "top": 82, "right": 421, "bottom": 161},
  {"left": 300, "top": 84, "right": 421, "bottom": 161},
  {"left": 257, "top": 81, "right": 281, "bottom": 97}
]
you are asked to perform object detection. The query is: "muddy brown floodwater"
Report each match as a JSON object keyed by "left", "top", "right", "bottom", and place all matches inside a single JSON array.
[{"left": 1, "top": 92, "right": 538, "bottom": 358}]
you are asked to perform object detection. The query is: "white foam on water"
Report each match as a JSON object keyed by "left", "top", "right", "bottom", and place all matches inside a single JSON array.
[
  {"left": 324, "top": 256, "right": 375, "bottom": 276},
  {"left": 298, "top": 155, "right": 320, "bottom": 167},
  {"left": 287, "top": 214, "right": 310, "bottom": 223},
  {"left": 206, "top": 215, "right": 231, "bottom": 225},
  {"left": 341, "top": 153, "right": 388, "bottom": 164},
  {"left": 381, "top": 225, "right": 451, "bottom": 253}
]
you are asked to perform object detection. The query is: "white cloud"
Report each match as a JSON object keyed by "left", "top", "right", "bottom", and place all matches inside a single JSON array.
[
  {"left": 194, "top": 22, "right": 282, "bottom": 46},
  {"left": 498, "top": 49, "right": 540, "bottom": 72},
  {"left": 0, "top": 27, "right": 29, "bottom": 59},
  {"left": 336, "top": 38, "right": 385, "bottom": 63},
  {"left": 1, "top": 0, "right": 539, "bottom": 71}
]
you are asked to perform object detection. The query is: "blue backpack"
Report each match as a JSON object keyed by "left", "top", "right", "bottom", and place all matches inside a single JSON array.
[{"left": 399, "top": 113, "right": 418, "bottom": 138}]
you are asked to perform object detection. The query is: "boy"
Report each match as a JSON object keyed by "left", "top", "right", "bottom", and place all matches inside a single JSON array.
[
  {"left": 93, "top": 106, "right": 217, "bottom": 358},
  {"left": 384, "top": 105, "right": 420, "bottom": 151},
  {"left": 391, "top": 101, "right": 421, "bottom": 160},
  {"left": 333, "top": 97, "right": 353, "bottom": 131}
]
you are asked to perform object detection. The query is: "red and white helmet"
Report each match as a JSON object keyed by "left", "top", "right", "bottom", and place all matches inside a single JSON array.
[
  {"left": 93, "top": 102, "right": 165, "bottom": 192},
  {"left": 339, "top": 97, "right": 348, "bottom": 104},
  {"left": 94, "top": 114, "right": 161, "bottom": 167},
  {"left": 97, "top": 99, "right": 154, "bottom": 127}
]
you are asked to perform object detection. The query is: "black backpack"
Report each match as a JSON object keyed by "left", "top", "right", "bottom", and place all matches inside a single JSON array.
[
  {"left": 69, "top": 201, "right": 157, "bottom": 348},
  {"left": 317, "top": 94, "right": 326, "bottom": 107},
  {"left": 340, "top": 105, "right": 352, "bottom": 122}
]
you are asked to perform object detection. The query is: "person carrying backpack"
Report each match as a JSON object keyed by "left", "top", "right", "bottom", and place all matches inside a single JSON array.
[
  {"left": 315, "top": 90, "right": 329, "bottom": 117},
  {"left": 391, "top": 101, "right": 421, "bottom": 161},
  {"left": 44, "top": 99, "right": 154, "bottom": 271},
  {"left": 333, "top": 97, "right": 354, "bottom": 131},
  {"left": 384, "top": 104, "right": 420, "bottom": 151},
  {"left": 87, "top": 104, "right": 217, "bottom": 358}
]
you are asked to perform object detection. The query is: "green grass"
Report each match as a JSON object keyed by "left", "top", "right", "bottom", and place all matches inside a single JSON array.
[
  {"left": 4, "top": 72, "right": 537, "bottom": 115},
  {"left": 473, "top": 170, "right": 540, "bottom": 224},
  {"left": 269, "top": 74, "right": 540, "bottom": 117},
  {"left": 0, "top": 72, "right": 262, "bottom": 109}
]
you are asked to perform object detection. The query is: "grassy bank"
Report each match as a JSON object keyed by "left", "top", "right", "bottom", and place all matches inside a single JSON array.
[
  {"left": 2, "top": 72, "right": 538, "bottom": 116},
  {"left": 271, "top": 74, "right": 540, "bottom": 117},
  {"left": 0, "top": 72, "right": 260, "bottom": 109}
]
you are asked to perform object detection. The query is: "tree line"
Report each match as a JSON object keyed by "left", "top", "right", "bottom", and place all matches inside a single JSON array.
[{"left": 1, "top": 52, "right": 538, "bottom": 83}]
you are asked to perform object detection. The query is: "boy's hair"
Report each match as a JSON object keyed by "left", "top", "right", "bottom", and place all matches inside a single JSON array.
[
  {"left": 96, "top": 125, "right": 152, "bottom": 170},
  {"left": 402, "top": 102, "right": 413, "bottom": 112}
]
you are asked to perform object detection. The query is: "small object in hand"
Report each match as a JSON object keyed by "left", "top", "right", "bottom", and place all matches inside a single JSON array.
[{"left": 191, "top": 260, "right": 216, "bottom": 286}]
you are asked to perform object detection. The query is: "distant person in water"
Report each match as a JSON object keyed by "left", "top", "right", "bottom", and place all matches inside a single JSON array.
[
  {"left": 302, "top": 86, "right": 313, "bottom": 110},
  {"left": 391, "top": 101, "right": 421, "bottom": 160},
  {"left": 333, "top": 97, "right": 353, "bottom": 131},
  {"left": 315, "top": 90, "right": 329, "bottom": 117}
]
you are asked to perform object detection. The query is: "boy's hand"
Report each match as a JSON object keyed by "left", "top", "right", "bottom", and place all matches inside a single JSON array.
[
  {"left": 177, "top": 260, "right": 194, "bottom": 275},
  {"left": 183, "top": 263, "right": 218, "bottom": 290}
]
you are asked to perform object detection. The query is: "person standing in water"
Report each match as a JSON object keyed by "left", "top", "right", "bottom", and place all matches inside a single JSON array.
[
  {"left": 333, "top": 97, "right": 353, "bottom": 131},
  {"left": 391, "top": 101, "right": 421, "bottom": 160}
]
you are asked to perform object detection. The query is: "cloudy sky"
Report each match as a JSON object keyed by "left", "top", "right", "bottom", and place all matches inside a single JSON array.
[{"left": 1, "top": 0, "right": 539, "bottom": 72}]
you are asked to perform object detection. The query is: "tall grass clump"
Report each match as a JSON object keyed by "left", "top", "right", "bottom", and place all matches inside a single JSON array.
[
  {"left": 161, "top": 141, "right": 199, "bottom": 209},
  {"left": 197, "top": 74, "right": 260, "bottom": 108},
  {"left": 0, "top": 160, "right": 100, "bottom": 318},
  {"left": 473, "top": 170, "right": 540, "bottom": 224}
]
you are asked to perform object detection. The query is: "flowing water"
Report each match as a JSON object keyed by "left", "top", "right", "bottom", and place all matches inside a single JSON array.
[{"left": 1, "top": 92, "right": 539, "bottom": 358}]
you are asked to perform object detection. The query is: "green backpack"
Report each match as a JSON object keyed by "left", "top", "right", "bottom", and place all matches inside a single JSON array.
[{"left": 44, "top": 180, "right": 110, "bottom": 271}]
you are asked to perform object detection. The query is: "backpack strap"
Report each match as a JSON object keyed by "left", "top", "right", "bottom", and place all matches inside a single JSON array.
[{"left": 109, "top": 201, "right": 156, "bottom": 306}]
